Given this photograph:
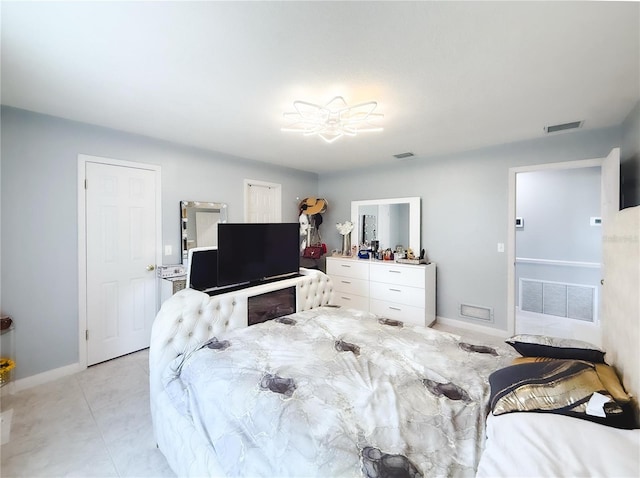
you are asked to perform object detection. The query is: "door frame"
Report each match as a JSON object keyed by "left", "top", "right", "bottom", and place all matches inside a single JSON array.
[
  {"left": 506, "top": 154, "right": 614, "bottom": 336},
  {"left": 77, "top": 154, "right": 162, "bottom": 370}
]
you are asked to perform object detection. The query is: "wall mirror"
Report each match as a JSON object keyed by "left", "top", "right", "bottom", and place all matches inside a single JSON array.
[
  {"left": 351, "top": 197, "right": 421, "bottom": 253},
  {"left": 181, "top": 201, "right": 228, "bottom": 262}
]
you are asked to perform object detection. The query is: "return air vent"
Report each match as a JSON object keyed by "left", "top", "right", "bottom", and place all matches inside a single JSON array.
[
  {"left": 519, "top": 278, "right": 596, "bottom": 322},
  {"left": 459, "top": 303, "right": 494, "bottom": 322},
  {"left": 393, "top": 152, "right": 415, "bottom": 159},
  {"left": 544, "top": 121, "right": 584, "bottom": 134}
]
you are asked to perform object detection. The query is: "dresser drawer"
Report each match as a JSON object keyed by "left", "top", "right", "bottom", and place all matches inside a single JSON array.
[
  {"left": 332, "top": 292, "right": 370, "bottom": 311},
  {"left": 370, "top": 262, "right": 425, "bottom": 288},
  {"left": 326, "top": 258, "right": 369, "bottom": 280},
  {"left": 370, "top": 299, "right": 426, "bottom": 327},
  {"left": 370, "top": 281, "right": 424, "bottom": 308},
  {"left": 332, "top": 276, "right": 369, "bottom": 297}
]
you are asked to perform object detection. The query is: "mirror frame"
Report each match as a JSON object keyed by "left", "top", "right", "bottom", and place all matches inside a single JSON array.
[
  {"left": 181, "top": 201, "right": 228, "bottom": 262},
  {"left": 350, "top": 197, "right": 421, "bottom": 254}
]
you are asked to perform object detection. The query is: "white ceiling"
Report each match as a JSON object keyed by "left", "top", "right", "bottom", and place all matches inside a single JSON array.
[{"left": 1, "top": 1, "right": 638, "bottom": 174}]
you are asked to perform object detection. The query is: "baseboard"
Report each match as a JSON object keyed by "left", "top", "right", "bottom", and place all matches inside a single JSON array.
[
  {"left": 1, "top": 362, "right": 84, "bottom": 396},
  {"left": 436, "top": 315, "right": 512, "bottom": 338}
]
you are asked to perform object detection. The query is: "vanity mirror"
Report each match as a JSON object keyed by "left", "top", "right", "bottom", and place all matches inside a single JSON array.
[
  {"left": 181, "top": 201, "right": 228, "bottom": 262},
  {"left": 350, "top": 197, "right": 421, "bottom": 254}
]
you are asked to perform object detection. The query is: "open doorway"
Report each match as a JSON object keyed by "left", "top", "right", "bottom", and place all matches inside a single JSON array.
[
  {"left": 507, "top": 148, "right": 620, "bottom": 346},
  {"left": 514, "top": 167, "right": 602, "bottom": 343}
]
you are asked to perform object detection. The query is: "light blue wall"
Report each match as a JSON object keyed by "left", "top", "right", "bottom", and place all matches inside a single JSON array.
[
  {"left": 319, "top": 126, "right": 623, "bottom": 332},
  {"left": 2, "top": 102, "right": 637, "bottom": 380},
  {"left": 516, "top": 167, "right": 602, "bottom": 263},
  {"left": 0, "top": 106, "right": 318, "bottom": 379}
]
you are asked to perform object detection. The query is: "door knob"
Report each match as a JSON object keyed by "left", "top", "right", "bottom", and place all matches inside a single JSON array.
[{"left": 147, "top": 264, "right": 156, "bottom": 271}]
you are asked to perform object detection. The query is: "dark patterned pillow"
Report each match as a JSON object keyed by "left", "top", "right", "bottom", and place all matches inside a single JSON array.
[
  {"left": 512, "top": 357, "right": 632, "bottom": 404},
  {"left": 505, "top": 334, "right": 605, "bottom": 363},
  {"left": 489, "top": 360, "right": 637, "bottom": 429}
]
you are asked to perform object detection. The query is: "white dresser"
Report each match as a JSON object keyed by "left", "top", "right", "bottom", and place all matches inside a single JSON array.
[{"left": 326, "top": 256, "right": 436, "bottom": 327}]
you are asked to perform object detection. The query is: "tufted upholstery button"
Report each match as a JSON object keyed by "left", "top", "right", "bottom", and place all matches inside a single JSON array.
[
  {"left": 198, "top": 310, "right": 202, "bottom": 315},
  {"left": 232, "top": 300, "right": 236, "bottom": 306},
  {"left": 178, "top": 318, "right": 183, "bottom": 323},
  {"left": 189, "top": 332, "right": 193, "bottom": 337},
  {"left": 216, "top": 305, "right": 220, "bottom": 311},
  {"left": 208, "top": 325, "right": 212, "bottom": 331}
]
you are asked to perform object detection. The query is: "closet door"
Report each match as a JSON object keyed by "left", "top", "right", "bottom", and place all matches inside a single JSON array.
[
  {"left": 84, "top": 160, "right": 159, "bottom": 365},
  {"left": 244, "top": 180, "right": 281, "bottom": 222}
]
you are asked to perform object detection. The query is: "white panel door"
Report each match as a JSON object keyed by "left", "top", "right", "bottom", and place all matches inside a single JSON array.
[
  {"left": 86, "top": 162, "right": 158, "bottom": 365},
  {"left": 244, "top": 180, "right": 281, "bottom": 223}
]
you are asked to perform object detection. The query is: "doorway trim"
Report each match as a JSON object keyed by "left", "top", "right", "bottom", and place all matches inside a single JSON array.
[
  {"left": 77, "top": 154, "right": 162, "bottom": 370},
  {"left": 507, "top": 157, "right": 604, "bottom": 336}
]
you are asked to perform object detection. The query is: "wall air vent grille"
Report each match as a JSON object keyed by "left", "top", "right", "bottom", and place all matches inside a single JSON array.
[
  {"left": 393, "top": 152, "right": 415, "bottom": 159},
  {"left": 519, "top": 278, "right": 596, "bottom": 322},
  {"left": 459, "top": 303, "right": 494, "bottom": 322},
  {"left": 544, "top": 121, "right": 584, "bottom": 134}
]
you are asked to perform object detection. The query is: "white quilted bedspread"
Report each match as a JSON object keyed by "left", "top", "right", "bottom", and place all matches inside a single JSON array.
[{"left": 163, "top": 307, "right": 516, "bottom": 477}]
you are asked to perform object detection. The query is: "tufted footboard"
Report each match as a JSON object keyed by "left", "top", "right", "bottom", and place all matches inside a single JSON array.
[{"left": 149, "top": 268, "right": 333, "bottom": 475}]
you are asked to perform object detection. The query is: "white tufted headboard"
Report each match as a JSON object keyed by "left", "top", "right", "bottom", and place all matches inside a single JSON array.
[{"left": 149, "top": 268, "right": 334, "bottom": 403}]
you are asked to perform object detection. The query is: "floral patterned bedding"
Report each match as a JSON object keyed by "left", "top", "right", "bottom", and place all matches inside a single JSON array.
[{"left": 163, "top": 307, "right": 516, "bottom": 477}]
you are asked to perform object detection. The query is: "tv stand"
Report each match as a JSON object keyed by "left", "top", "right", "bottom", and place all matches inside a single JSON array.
[
  {"left": 184, "top": 268, "right": 331, "bottom": 329},
  {"left": 205, "top": 282, "right": 251, "bottom": 297},
  {"left": 206, "top": 273, "right": 301, "bottom": 297}
]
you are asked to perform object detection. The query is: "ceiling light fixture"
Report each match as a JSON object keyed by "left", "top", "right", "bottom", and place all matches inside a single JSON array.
[{"left": 282, "top": 96, "right": 383, "bottom": 143}]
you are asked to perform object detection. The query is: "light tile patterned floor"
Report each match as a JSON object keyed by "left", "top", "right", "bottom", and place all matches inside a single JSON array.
[{"left": 0, "top": 349, "right": 174, "bottom": 478}]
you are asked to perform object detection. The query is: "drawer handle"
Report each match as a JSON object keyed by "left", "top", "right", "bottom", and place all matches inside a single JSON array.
[
  {"left": 389, "top": 270, "right": 401, "bottom": 274},
  {"left": 389, "top": 306, "right": 402, "bottom": 311},
  {"left": 341, "top": 264, "right": 351, "bottom": 268},
  {"left": 389, "top": 288, "right": 402, "bottom": 292},
  {"left": 341, "top": 280, "right": 352, "bottom": 284},
  {"left": 341, "top": 296, "right": 351, "bottom": 301}
]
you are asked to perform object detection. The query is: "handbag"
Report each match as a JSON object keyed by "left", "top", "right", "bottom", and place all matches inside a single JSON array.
[{"left": 302, "top": 245, "right": 324, "bottom": 259}]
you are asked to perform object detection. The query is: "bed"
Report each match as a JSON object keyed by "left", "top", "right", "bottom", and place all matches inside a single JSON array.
[
  {"left": 149, "top": 269, "right": 518, "bottom": 477},
  {"left": 477, "top": 206, "right": 640, "bottom": 477},
  {"left": 477, "top": 412, "right": 640, "bottom": 477},
  {"left": 476, "top": 335, "right": 640, "bottom": 477}
]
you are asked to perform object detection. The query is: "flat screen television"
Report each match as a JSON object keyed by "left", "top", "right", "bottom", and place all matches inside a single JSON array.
[
  {"left": 217, "top": 223, "right": 300, "bottom": 287},
  {"left": 186, "top": 247, "right": 218, "bottom": 291}
]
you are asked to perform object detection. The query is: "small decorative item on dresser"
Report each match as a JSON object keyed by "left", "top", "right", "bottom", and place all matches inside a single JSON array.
[
  {"left": 336, "top": 221, "right": 354, "bottom": 256},
  {"left": 0, "top": 358, "right": 15, "bottom": 385},
  {"left": 0, "top": 315, "right": 12, "bottom": 331}
]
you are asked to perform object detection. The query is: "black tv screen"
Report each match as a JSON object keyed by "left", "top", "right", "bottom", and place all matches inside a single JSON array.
[
  {"left": 217, "top": 223, "right": 300, "bottom": 287},
  {"left": 187, "top": 248, "right": 218, "bottom": 291}
]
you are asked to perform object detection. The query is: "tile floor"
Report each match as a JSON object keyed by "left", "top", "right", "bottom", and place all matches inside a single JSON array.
[
  {"left": 0, "top": 322, "right": 506, "bottom": 478},
  {"left": 0, "top": 348, "right": 174, "bottom": 478}
]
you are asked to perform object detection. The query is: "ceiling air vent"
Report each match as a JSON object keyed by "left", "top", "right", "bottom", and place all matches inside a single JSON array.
[
  {"left": 393, "top": 152, "right": 415, "bottom": 159},
  {"left": 544, "top": 121, "right": 584, "bottom": 134}
]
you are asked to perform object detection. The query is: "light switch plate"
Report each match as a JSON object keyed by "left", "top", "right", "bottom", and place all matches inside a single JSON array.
[
  {"left": 497, "top": 243, "right": 505, "bottom": 253},
  {"left": 164, "top": 245, "right": 172, "bottom": 256}
]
